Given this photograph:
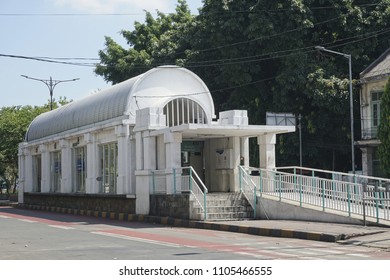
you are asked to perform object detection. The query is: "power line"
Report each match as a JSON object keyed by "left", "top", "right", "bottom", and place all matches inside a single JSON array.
[
  {"left": 0, "top": 3, "right": 382, "bottom": 16},
  {"left": 2, "top": 25, "right": 388, "bottom": 70},
  {"left": 0, "top": 53, "right": 97, "bottom": 67}
]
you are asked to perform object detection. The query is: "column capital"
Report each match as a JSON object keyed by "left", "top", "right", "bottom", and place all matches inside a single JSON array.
[
  {"left": 164, "top": 131, "right": 182, "bottom": 144},
  {"left": 39, "top": 144, "right": 48, "bottom": 153},
  {"left": 84, "top": 133, "right": 96, "bottom": 144},
  {"left": 59, "top": 139, "right": 70, "bottom": 149},
  {"left": 115, "top": 124, "right": 130, "bottom": 137},
  {"left": 257, "top": 134, "right": 276, "bottom": 145}
]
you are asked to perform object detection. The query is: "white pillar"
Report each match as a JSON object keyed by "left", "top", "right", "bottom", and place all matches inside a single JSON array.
[
  {"left": 133, "top": 107, "right": 167, "bottom": 215},
  {"left": 231, "top": 136, "right": 241, "bottom": 192},
  {"left": 360, "top": 147, "right": 368, "bottom": 176},
  {"left": 135, "top": 131, "right": 144, "bottom": 170},
  {"left": 24, "top": 148, "right": 33, "bottom": 193},
  {"left": 116, "top": 125, "right": 131, "bottom": 194},
  {"left": 258, "top": 134, "right": 276, "bottom": 169},
  {"left": 240, "top": 137, "right": 249, "bottom": 166},
  {"left": 60, "top": 139, "right": 72, "bottom": 193},
  {"left": 40, "top": 144, "right": 50, "bottom": 192},
  {"left": 164, "top": 132, "right": 182, "bottom": 194},
  {"left": 134, "top": 130, "right": 149, "bottom": 215},
  {"left": 18, "top": 143, "right": 26, "bottom": 203},
  {"left": 85, "top": 133, "right": 98, "bottom": 194}
]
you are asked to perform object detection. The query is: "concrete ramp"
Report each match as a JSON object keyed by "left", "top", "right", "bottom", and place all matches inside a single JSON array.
[{"left": 257, "top": 194, "right": 390, "bottom": 227}]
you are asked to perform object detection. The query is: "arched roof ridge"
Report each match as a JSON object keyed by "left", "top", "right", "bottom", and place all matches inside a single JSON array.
[{"left": 25, "top": 66, "right": 215, "bottom": 142}]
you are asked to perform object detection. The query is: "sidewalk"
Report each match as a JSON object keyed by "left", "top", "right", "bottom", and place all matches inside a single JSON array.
[
  {"left": 207, "top": 219, "right": 390, "bottom": 250},
  {"left": 0, "top": 199, "right": 11, "bottom": 206},
  {"left": 9, "top": 202, "right": 390, "bottom": 251},
  {"left": 124, "top": 214, "right": 390, "bottom": 250}
]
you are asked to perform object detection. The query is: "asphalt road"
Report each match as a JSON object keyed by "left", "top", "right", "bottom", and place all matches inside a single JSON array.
[{"left": 1, "top": 206, "right": 390, "bottom": 260}]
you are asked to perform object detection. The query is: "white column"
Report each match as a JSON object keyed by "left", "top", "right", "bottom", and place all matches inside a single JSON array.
[
  {"left": 116, "top": 125, "right": 130, "bottom": 194},
  {"left": 18, "top": 143, "right": 26, "bottom": 203},
  {"left": 133, "top": 107, "right": 167, "bottom": 214},
  {"left": 134, "top": 129, "right": 149, "bottom": 215},
  {"left": 135, "top": 131, "right": 144, "bottom": 170},
  {"left": 39, "top": 144, "right": 50, "bottom": 192},
  {"left": 258, "top": 134, "right": 276, "bottom": 169},
  {"left": 60, "top": 139, "right": 72, "bottom": 193},
  {"left": 240, "top": 137, "right": 249, "bottom": 166},
  {"left": 360, "top": 147, "right": 368, "bottom": 176},
  {"left": 164, "top": 131, "right": 182, "bottom": 194},
  {"left": 231, "top": 136, "right": 241, "bottom": 192},
  {"left": 24, "top": 148, "right": 33, "bottom": 193},
  {"left": 85, "top": 133, "right": 98, "bottom": 194},
  {"left": 143, "top": 131, "right": 156, "bottom": 170}
]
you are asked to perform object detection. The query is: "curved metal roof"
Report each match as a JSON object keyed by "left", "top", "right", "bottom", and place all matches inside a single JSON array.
[{"left": 25, "top": 66, "right": 215, "bottom": 142}]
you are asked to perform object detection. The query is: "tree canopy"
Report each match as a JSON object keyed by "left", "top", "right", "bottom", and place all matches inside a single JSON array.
[
  {"left": 0, "top": 98, "right": 70, "bottom": 193},
  {"left": 95, "top": 0, "right": 390, "bottom": 171}
]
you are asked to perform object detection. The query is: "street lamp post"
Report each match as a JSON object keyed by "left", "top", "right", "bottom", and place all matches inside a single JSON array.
[
  {"left": 315, "top": 46, "right": 355, "bottom": 174},
  {"left": 21, "top": 75, "right": 79, "bottom": 110}
]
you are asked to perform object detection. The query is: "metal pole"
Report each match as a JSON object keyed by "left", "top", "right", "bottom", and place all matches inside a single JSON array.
[
  {"left": 314, "top": 46, "right": 355, "bottom": 173},
  {"left": 298, "top": 114, "right": 303, "bottom": 170},
  {"left": 363, "top": 190, "right": 366, "bottom": 226},
  {"left": 21, "top": 75, "right": 79, "bottom": 110},
  {"left": 348, "top": 55, "right": 355, "bottom": 174}
]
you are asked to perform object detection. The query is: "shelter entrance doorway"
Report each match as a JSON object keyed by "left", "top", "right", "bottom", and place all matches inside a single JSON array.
[{"left": 181, "top": 141, "right": 204, "bottom": 183}]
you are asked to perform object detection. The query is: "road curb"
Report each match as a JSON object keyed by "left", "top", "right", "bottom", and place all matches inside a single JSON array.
[
  {"left": 0, "top": 200, "right": 11, "bottom": 206},
  {"left": 15, "top": 203, "right": 342, "bottom": 243}
]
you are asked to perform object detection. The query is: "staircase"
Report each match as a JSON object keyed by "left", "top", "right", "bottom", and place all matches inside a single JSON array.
[{"left": 191, "top": 192, "right": 254, "bottom": 221}]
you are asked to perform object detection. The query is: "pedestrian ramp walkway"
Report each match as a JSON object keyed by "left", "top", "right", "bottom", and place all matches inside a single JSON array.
[{"left": 239, "top": 166, "right": 390, "bottom": 226}]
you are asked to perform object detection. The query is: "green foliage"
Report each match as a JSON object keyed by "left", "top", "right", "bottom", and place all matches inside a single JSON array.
[
  {"left": 378, "top": 77, "right": 390, "bottom": 176},
  {"left": 94, "top": 0, "right": 390, "bottom": 171},
  {"left": 0, "top": 98, "right": 71, "bottom": 192},
  {"left": 95, "top": 0, "right": 194, "bottom": 83}
]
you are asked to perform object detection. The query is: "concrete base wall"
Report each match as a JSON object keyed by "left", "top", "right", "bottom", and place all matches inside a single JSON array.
[
  {"left": 23, "top": 192, "right": 136, "bottom": 213},
  {"left": 257, "top": 196, "right": 366, "bottom": 225},
  {"left": 150, "top": 194, "right": 190, "bottom": 219}
]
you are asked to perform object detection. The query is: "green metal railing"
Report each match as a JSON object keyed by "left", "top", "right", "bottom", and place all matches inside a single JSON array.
[
  {"left": 150, "top": 167, "right": 208, "bottom": 220},
  {"left": 239, "top": 166, "right": 257, "bottom": 218},
  {"left": 240, "top": 166, "right": 390, "bottom": 224}
]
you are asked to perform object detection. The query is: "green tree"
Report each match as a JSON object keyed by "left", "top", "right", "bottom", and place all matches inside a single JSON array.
[
  {"left": 0, "top": 98, "right": 71, "bottom": 193},
  {"left": 378, "top": 77, "right": 390, "bottom": 176},
  {"left": 94, "top": 0, "right": 390, "bottom": 171},
  {"left": 0, "top": 106, "right": 44, "bottom": 193},
  {"left": 95, "top": 0, "right": 194, "bottom": 83},
  {"left": 186, "top": 0, "right": 390, "bottom": 170}
]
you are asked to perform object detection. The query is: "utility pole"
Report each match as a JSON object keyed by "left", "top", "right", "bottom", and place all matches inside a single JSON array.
[
  {"left": 21, "top": 75, "right": 79, "bottom": 110},
  {"left": 314, "top": 46, "right": 355, "bottom": 174},
  {"left": 298, "top": 114, "right": 302, "bottom": 169}
]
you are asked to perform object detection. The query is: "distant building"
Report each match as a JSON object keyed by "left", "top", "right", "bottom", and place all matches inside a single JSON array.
[
  {"left": 18, "top": 66, "right": 294, "bottom": 217},
  {"left": 358, "top": 48, "right": 390, "bottom": 177}
]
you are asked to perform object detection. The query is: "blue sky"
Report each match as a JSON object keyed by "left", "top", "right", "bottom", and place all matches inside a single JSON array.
[{"left": 0, "top": 0, "right": 203, "bottom": 107}]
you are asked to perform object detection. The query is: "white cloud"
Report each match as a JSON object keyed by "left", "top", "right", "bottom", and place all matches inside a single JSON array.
[{"left": 52, "top": 0, "right": 173, "bottom": 13}]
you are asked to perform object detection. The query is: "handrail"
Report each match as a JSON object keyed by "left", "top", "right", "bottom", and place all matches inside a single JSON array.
[
  {"left": 150, "top": 167, "right": 209, "bottom": 220},
  {"left": 176, "top": 166, "right": 208, "bottom": 220},
  {"left": 239, "top": 166, "right": 257, "bottom": 218},
  {"left": 275, "top": 166, "right": 390, "bottom": 184},
  {"left": 253, "top": 167, "right": 390, "bottom": 224}
]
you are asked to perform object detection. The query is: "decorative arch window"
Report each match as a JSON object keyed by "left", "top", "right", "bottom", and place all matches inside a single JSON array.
[{"left": 163, "top": 98, "right": 207, "bottom": 127}]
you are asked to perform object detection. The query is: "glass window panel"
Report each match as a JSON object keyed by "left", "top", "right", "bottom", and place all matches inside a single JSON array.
[
  {"left": 50, "top": 151, "right": 61, "bottom": 192},
  {"left": 100, "top": 143, "right": 118, "bottom": 193}
]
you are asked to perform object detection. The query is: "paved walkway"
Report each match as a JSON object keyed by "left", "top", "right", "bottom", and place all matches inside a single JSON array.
[
  {"left": 208, "top": 219, "right": 390, "bottom": 250},
  {"left": 5, "top": 201, "right": 390, "bottom": 251}
]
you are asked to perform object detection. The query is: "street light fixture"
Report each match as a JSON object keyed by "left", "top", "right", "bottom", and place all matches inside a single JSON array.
[
  {"left": 21, "top": 75, "right": 79, "bottom": 110},
  {"left": 315, "top": 46, "right": 355, "bottom": 174}
]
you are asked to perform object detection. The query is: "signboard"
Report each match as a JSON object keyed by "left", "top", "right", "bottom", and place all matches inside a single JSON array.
[{"left": 266, "top": 112, "right": 296, "bottom": 126}]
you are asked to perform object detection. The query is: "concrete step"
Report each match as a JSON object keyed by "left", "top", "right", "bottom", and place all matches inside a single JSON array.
[
  {"left": 192, "top": 211, "right": 254, "bottom": 221},
  {"left": 191, "top": 192, "right": 254, "bottom": 221}
]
